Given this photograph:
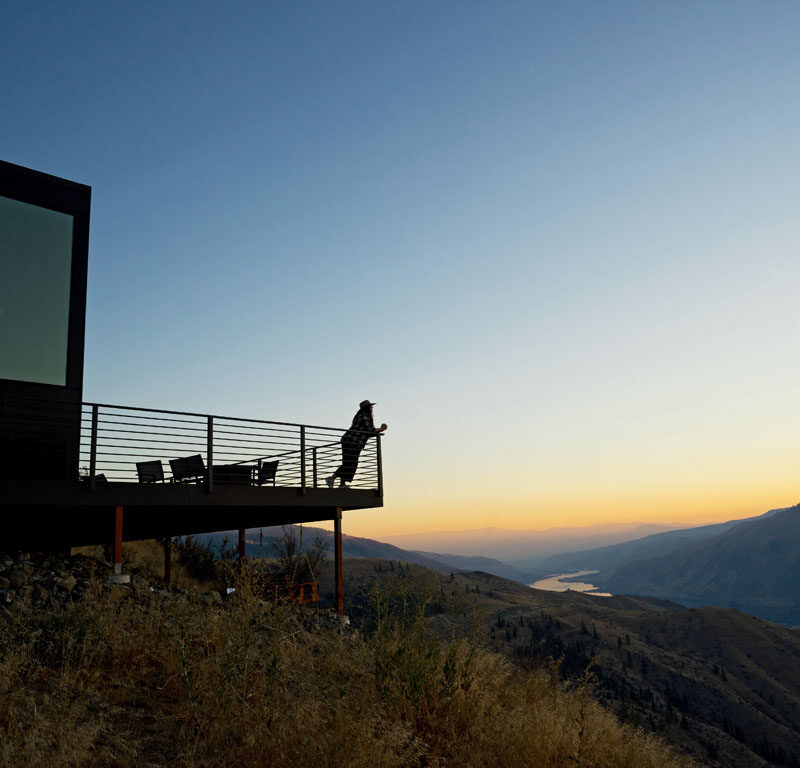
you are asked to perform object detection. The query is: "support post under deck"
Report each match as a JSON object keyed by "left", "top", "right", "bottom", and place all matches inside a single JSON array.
[
  {"left": 334, "top": 507, "right": 343, "bottom": 615},
  {"left": 112, "top": 505, "right": 123, "bottom": 576},
  {"left": 238, "top": 528, "right": 246, "bottom": 573}
]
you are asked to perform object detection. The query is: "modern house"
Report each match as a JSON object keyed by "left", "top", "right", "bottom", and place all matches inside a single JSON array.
[{"left": 0, "top": 159, "right": 383, "bottom": 611}]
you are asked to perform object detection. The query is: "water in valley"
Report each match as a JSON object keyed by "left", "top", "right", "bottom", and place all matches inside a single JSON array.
[{"left": 530, "top": 570, "right": 612, "bottom": 597}]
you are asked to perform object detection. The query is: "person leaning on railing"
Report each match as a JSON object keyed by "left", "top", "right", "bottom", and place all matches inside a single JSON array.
[{"left": 325, "top": 399, "right": 387, "bottom": 488}]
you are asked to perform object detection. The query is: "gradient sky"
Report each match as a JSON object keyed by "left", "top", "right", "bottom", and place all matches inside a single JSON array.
[{"left": 2, "top": 2, "right": 799, "bottom": 539}]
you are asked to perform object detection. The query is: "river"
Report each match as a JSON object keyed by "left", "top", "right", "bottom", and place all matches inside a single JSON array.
[{"left": 529, "top": 570, "right": 611, "bottom": 597}]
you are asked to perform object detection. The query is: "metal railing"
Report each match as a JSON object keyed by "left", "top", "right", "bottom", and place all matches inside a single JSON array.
[{"left": 76, "top": 402, "right": 382, "bottom": 494}]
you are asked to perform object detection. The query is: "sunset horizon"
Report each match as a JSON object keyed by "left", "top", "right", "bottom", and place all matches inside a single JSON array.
[{"left": 3, "top": 1, "right": 799, "bottom": 553}]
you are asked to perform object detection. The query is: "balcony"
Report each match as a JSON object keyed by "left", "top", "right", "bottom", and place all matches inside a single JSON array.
[{"left": 0, "top": 397, "right": 383, "bottom": 547}]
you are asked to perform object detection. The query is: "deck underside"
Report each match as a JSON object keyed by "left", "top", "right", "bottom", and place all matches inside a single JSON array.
[{"left": 0, "top": 481, "right": 381, "bottom": 548}]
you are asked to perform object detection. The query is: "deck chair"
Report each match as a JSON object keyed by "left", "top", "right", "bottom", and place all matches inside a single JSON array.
[
  {"left": 83, "top": 473, "right": 107, "bottom": 488},
  {"left": 257, "top": 460, "right": 279, "bottom": 486},
  {"left": 169, "top": 454, "right": 205, "bottom": 483},
  {"left": 136, "top": 459, "right": 165, "bottom": 483}
]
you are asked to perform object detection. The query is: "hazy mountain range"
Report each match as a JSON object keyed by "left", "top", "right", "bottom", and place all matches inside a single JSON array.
[
  {"left": 536, "top": 515, "right": 766, "bottom": 576},
  {"left": 382, "top": 522, "right": 685, "bottom": 567},
  {"left": 201, "top": 503, "right": 800, "bottom": 625},
  {"left": 597, "top": 505, "right": 800, "bottom": 624},
  {"left": 525, "top": 504, "right": 799, "bottom": 625},
  {"left": 197, "top": 526, "right": 537, "bottom": 583}
]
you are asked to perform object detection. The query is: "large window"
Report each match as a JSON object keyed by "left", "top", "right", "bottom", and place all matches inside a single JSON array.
[{"left": 0, "top": 195, "right": 74, "bottom": 386}]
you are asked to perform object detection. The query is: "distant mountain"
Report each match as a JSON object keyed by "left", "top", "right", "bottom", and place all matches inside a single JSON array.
[
  {"left": 383, "top": 522, "right": 684, "bottom": 567},
  {"left": 196, "top": 526, "right": 534, "bottom": 582},
  {"left": 535, "top": 510, "right": 774, "bottom": 578},
  {"left": 598, "top": 505, "right": 800, "bottom": 624},
  {"left": 411, "top": 550, "right": 534, "bottom": 583}
]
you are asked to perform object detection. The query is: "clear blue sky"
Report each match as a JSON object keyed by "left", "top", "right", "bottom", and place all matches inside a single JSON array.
[{"left": 3, "top": 2, "right": 799, "bottom": 536}]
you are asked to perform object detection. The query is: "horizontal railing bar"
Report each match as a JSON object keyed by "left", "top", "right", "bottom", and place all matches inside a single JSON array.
[
  {"left": 210, "top": 423, "right": 305, "bottom": 436},
  {"left": 82, "top": 400, "right": 375, "bottom": 435},
  {"left": 93, "top": 431, "right": 298, "bottom": 447},
  {"left": 85, "top": 414, "right": 206, "bottom": 427},
  {"left": 88, "top": 419, "right": 208, "bottom": 433},
  {"left": 94, "top": 428, "right": 207, "bottom": 439},
  {"left": 83, "top": 453, "right": 310, "bottom": 466},
  {"left": 89, "top": 432, "right": 321, "bottom": 445},
  {"left": 91, "top": 422, "right": 339, "bottom": 448},
  {"left": 93, "top": 437, "right": 207, "bottom": 448}
]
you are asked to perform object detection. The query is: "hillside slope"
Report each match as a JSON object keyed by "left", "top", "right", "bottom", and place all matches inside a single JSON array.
[
  {"left": 0, "top": 547, "right": 696, "bottom": 768},
  {"left": 599, "top": 505, "right": 800, "bottom": 624},
  {"left": 320, "top": 558, "right": 800, "bottom": 768}
]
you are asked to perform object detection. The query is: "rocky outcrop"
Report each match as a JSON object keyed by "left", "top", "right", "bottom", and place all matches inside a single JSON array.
[
  {"left": 0, "top": 550, "right": 354, "bottom": 637},
  {"left": 0, "top": 551, "right": 109, "bottom": 609}
]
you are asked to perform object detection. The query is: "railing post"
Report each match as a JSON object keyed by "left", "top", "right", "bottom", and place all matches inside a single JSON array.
[
  {"left": 300, "top": 426, "right": 306, "bottom": 494},
  {"left": 206, "top": 416, "right": 214, "bottom": 492},
  {"left": 312, "top": 446, "right": 318, "bottom": 488},
  {"left": 89, "top": 404, "right": 98, "bottom": 491},
  {"left": 376, "top": 433, "right": 383, "bottom": 497}
]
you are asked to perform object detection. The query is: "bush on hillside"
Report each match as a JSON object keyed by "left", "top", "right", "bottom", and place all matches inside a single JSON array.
[
  {"left": 173, "top": 535, "right": 216, "bottom": 582},
  {"left": 268, "top": 525, "right": 328, "bottom": 583}
]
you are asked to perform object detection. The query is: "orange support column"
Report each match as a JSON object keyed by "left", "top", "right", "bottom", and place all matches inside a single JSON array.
[
  {"left": 112, "top": 505, "right": 123, "bottom": 576},
  {"left": 334, "top": 507, "right": 343, "bottom": 615}
]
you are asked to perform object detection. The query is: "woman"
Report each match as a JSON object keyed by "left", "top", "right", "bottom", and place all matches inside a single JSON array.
[{"left": 326, "top": 400, "right": 387, "bottom": 488}]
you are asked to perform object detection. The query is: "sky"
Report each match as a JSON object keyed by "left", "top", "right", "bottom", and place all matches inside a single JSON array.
[{"left": 2, "top": 2, "right": 799, "bottom": 539}]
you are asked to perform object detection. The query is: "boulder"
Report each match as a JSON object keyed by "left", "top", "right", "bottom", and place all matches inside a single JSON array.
[
  {"left": 8, "top": 569, "right": 28, "bottom": 589},
  {"left": 61, "top": 575, "right": 77, "bottom": 591}
]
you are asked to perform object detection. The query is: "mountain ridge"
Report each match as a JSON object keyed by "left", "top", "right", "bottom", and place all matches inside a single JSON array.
[
  {"left": 598, "top": 504, "right": 800, "bottom": 624},
  {"left": 535, "top": 510, "right": 777, "bottom": 578}
]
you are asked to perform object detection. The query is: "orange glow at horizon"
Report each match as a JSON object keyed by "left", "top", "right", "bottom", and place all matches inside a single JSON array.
[{"left": 338, "top": 482, "right": 799, "bottom": 540}]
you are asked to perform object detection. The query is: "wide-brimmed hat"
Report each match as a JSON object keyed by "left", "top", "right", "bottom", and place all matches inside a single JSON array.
[{"left": 359, "top": 399, "right": 376, "bottom": 409}]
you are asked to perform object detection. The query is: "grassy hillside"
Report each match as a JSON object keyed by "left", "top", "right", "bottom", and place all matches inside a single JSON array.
[
  {"left": 0, "top": 544, "right": 695, "bottom": 768},
  {"left": 322, "top": 558, "right": 800, "bottom": 768}
]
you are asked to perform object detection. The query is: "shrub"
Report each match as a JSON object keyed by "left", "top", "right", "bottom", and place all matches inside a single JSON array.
[
  {"left": 173, "top": 535, "right": 216, "bottom": 582},
  {"left": 268, "top": 525, "right": 328, "bottom": 583}
]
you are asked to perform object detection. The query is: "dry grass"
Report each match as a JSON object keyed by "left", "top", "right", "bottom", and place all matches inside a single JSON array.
[
  {"left": 73, "top": 539, "right": 206, "bottom": 589},
  {"left": 0, "top": 563, "right": 698, "bottom": 768}
]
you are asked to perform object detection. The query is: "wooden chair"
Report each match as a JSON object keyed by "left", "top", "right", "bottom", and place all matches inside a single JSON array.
[
  {"left": 257, "top": 460, "right": 279, "bottom": 486},
  {"left": 136, "top": 459, "right": 165, "bottom": 483},
  {"left": 169, "top": 454, "right": 205, "bottom": 483}
]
